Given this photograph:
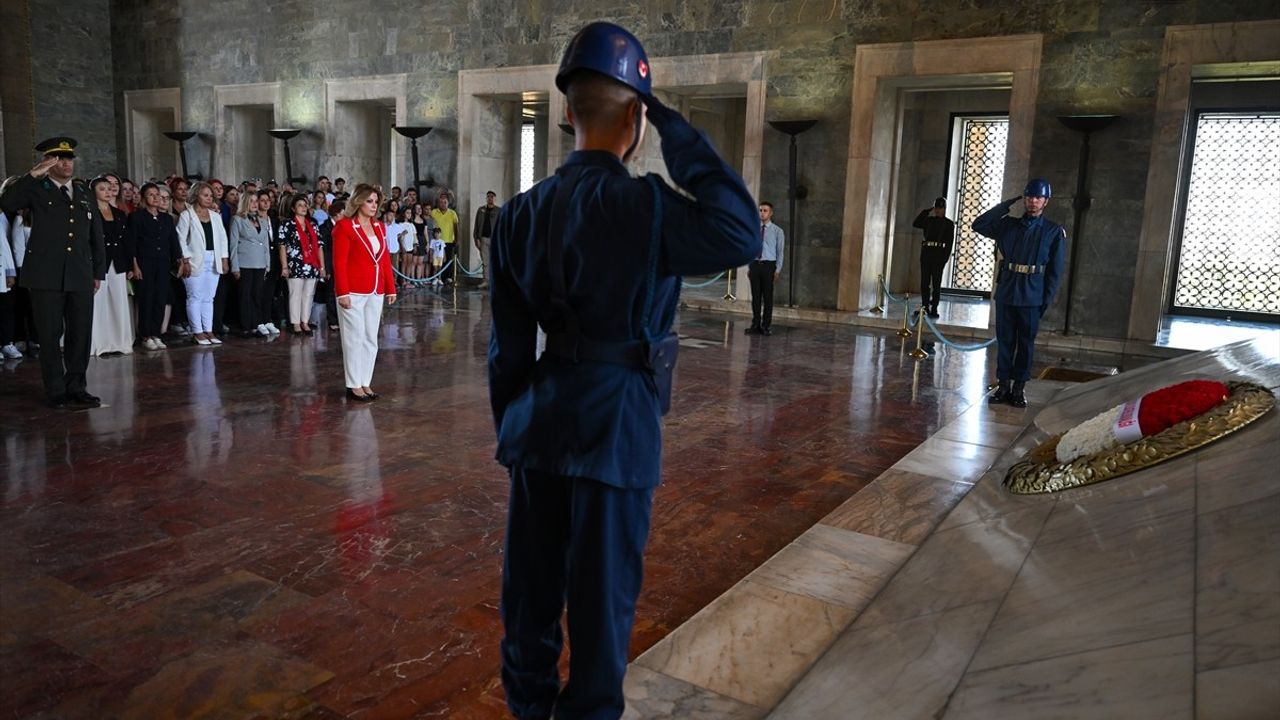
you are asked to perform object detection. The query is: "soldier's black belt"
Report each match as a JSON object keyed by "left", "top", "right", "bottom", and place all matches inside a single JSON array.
[
  {"left": 544, "top": 332, "right": 647, "bottom": 368},
  {"left": 1005, "top": 262, "right": 1043, "bottom": 274},
  {"left": 923, "top": 242, "right": 947, "bottom": 248}
]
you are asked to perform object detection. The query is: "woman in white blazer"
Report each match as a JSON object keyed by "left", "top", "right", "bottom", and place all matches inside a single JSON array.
[{"left": 176, "top": 182, "right": 230, "bottom": 345}]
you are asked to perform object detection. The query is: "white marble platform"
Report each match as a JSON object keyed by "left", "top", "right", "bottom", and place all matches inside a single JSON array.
[{"left": 624, "top": 337, "right": 1280, "bottom": 719}]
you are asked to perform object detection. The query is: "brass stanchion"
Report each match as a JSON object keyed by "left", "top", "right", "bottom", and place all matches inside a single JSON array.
[
  {"left": 895, "top": 292, "right": 913, "bottom": 338},
  {"left": 871, "top": 274, "right": 886, "bottom": 314},
  {"left": 723, "top": 268, "right": 736, "bottom": 301},
  {"left": 909, "top": 306, "right": 930, "bottom": 360}
]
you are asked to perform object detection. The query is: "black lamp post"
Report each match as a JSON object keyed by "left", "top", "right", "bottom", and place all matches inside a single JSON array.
[
  {"left": 1056, "top": 114, "right": 1119, "bottom": 336},
  {"left": 394, "top": 125, "right": 433, "bottom": 193},
  {"left": 162, "top": 131, "right": 203, "bottom": 181},
  {"left": 266, "top": 128, "right": 307, "bottom": 186},
  {"left": 767, "top": 119, "right": 817, "bottom": 307}
]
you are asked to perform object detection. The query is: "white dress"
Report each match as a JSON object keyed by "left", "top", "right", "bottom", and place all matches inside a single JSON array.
[{"left": 89, "top": 208, "right": 135, "bottom": 355}]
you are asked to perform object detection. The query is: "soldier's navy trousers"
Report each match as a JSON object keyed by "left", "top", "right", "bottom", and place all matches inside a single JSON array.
[
  {"left": 501, "top": 467, "right": 654, "bottom": 720},
  {"left": 996, "top": 303, "right": 1041, "bottom": 383}
]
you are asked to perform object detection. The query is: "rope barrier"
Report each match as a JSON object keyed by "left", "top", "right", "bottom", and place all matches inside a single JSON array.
[
  {"left": 392, "top": 259, "right": 454, "bottom": 285},
  {"left": 682, "top": 271, "right": 726, "bottom": 288},
  {"left": 921, "top": 311, "right": 997, "bottom": 351},
  {"left": 455, "top": 262, "right": 484, "bottom": 277},
  {"left": 880, "top": 277, "right": 908, "bottom": 305}
]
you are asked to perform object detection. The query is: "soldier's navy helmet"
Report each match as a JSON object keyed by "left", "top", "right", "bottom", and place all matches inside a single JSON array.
[
  {"left": 555, "top": 22, "right": 652, "bottom": 96},
  {"left": 1023, "top": 178, "right": 1052, "bottom": 198}
]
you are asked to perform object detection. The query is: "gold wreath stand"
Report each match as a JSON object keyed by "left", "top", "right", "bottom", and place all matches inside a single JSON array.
[{"left": 1005, "top": 382, "right": 1275, "bottom": 494}]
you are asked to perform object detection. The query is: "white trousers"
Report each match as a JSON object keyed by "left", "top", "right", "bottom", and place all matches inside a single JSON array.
[
  {"left": 288, "top": 278, "right": 317, "bottom": 324},
  {"left": 90, "top": 263, "right": 134, "bottom": 355},
  {"left": 183, "top": 263, "right": 220, "bottom": 334},
  {"left": 338, "top": 293, "right": 384, "bottom": 389}
]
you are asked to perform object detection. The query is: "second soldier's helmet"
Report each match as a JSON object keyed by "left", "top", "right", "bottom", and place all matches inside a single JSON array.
[
  {"left": 1023, "top": 178, "right": 1052, "bottom": 198},
  {"left": 555, "top": 22, "right": 652, "bottom": 96}
]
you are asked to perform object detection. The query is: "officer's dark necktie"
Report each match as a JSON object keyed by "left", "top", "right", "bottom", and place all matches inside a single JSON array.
[
  {"left": 758, "top": 224, "right": 764, "bottom": 261},
  {"left": 63, "top": 185, "right": 72, "bottom": 203}
]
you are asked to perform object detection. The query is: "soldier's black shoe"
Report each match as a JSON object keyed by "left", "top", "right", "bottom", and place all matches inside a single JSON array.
[
  {"left": 744, "top": 325, "right": 762, "bottom": 335},
  {"left": 928, "top": 308, "right": 940, "bottom": 319},
  {"left": 47, "top": 394, "right": 67, "bottom": 409},
  {"left": 761, "top": 326, "right": 772, "bottom": 336},
  {"left": 67, "top": 391, "right": 101, "bottom": 409},
  {"left": 1009, "top": 382, "right": 1028, "bottom": 408},
  {"left": 989, "top": 380, "right": 1010, "bottom": 405}
]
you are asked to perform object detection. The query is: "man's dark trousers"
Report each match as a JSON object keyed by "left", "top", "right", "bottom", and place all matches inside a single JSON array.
[
  {"left": 920, "top": 257, "right": 945, "bottom": 311},
  {"left": 748, "top": 259, "right": 776, "bottom": 329},
  {"left": 29, "top": 289, "right": 93, "bottom": 399},
  {"left": 501, "top": 467, "right": 654, "bottom": 720},
  {"left": 995, "top": 303, "right": 1041, "bottom": 382}
]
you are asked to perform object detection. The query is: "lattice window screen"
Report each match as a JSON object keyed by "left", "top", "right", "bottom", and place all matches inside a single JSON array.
[
  {"left": 946, "top": 117, "right": 1009, "bottom": 293},
  {"left": 1173, "top": 112, "right": 1280, "bottom": 316},
  {"left": 519, "top": 124, "right": 536, "bottom": 193}
]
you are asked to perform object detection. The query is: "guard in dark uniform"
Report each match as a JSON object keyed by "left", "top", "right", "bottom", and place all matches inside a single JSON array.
[
  {"left": 488, "top": 22, "right": 759, "bottom": 720},
  {"left": 972, "top": 178, "right": 1065, "bottom": 408},
  {"left": 0, "top": 137, "right": 105, "bottom": 408},
  {"left": 912, "top": 196, "right": 955, "bottom": 318}
]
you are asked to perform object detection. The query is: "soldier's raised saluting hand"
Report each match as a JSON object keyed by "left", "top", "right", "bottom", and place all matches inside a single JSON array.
[{"left": 29, "top": 156, "right": 59, "bottom": 179}]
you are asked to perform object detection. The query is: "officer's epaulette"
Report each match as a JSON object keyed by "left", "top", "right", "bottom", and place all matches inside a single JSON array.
[{"left": 41, "top": 178, "right": 53, "bottom": 191}]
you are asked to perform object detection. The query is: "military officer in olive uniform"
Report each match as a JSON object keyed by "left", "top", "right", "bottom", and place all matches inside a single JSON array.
[{"left": 0, "top": 137, "right": 105, "bottom": 408}]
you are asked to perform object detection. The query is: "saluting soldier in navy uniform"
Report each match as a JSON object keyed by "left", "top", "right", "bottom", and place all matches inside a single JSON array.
[
  {"left": 488, "top": 22, "right": 759, "bottom": 720},
  {"left": 912, "top": 196, "right": 955, "bottom": 318},
  {"left": 972, "top": 178, "right": 1065, "bottom": 408},
  {"left": 0, "top": 137, "right": 105, "bottom": 408}
]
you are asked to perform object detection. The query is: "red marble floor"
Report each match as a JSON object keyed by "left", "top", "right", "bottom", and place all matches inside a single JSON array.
[{"left": 0, "top": 289, "right": 1132, "bottom": 718}]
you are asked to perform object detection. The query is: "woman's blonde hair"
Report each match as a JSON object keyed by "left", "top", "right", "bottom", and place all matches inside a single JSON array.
[
  {"left": 188, "top": 181, "right": 215, "bottom": 209},
  {"left": 237, "top": 190, "right": 258, "bottom": 218},
  {"left": 342, "top": 184, "right": 382, "bottom": 219}
]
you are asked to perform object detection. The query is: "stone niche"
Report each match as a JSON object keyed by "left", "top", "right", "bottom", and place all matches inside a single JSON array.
[
  {"left": 325, "top": 75, "right": 407, "bottom": 192},
  {"left": 890, "top": 87, "right": 1012, "bottom": 295},
  {"left": 456, "top": 53, "right": 766, "bottom": 289},
  {"left": 123, "top": 87, "right": 182, "bottom": 182},
  {"left": 837, "top": 34, "right": 1042, "bottom": 314},
  {"left": 1128, "top": 19, "right": 1280, "bottom": 342},
  {"left": 214, "top": 82, "right": 283, "bottom": 186}
]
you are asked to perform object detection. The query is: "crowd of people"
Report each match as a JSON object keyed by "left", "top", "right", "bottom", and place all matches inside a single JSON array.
[{"left": 0, "top": 136, "right": 500, "bottom": 406}]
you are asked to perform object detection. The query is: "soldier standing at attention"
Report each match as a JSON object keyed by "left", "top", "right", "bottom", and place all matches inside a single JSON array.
[
  {"left": 912, "top": 196, "right": 955, "bottom": 319},
  {"left": 488, "top": 22, "right": 759, "bottom": 720},
  {"left": 0, "top": 137, "right": 105, "bottom": 409},
  {"left": 972, "top": 178, "right": 1065, "bottom": 408}
]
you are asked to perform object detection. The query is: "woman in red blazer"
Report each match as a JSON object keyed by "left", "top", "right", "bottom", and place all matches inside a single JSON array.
[{"left": 332, "top": 184, "right": 397, "bottom": 401}]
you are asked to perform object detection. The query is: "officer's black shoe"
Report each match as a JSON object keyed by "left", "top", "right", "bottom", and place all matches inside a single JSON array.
[
  {"left": 761, "top": 326, "right": 772, "bottom": 336},
  {"left": 989, "top": 380, "right": 1010, "bottom": 405},
  {"left": 744, "top": 325, "right": 761, "bottom": 335},
  {"left": 1009, "top": 382, "right": 1028, "bottom": 408},
  {"left": 68, "top": 391, "right": 102, "bottom": 408},
  {"left": 47, "top": 395, "right": 68, "bottom": 409},
  {"left": 928, "top": 307, "right": 940, "bottom": 319}
]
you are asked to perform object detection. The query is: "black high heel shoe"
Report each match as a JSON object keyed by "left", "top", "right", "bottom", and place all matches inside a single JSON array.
[
  {"left": 346, "top": 388, "right": 374, "bottom": 402},
  {"left": 364, "top": 389, "right": 380, "bottom": 400}
]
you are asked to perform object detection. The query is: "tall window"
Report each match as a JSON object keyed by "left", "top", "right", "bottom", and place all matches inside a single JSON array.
[
  {"left": 519, "top": 123, "right": 536, "bottom": 193},
  {"left": 945, "top": 115, "right": 1008, "bottom": 294},
  {"left": 1172, "top": 111, "right": 1280, "bottom": 318}
]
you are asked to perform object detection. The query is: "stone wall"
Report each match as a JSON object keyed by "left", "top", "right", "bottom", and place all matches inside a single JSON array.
[
  {"left": 21, "top": 0, "right": 118, "bottom": 177},
  {"left": 99, "top": 0, "right": 1280, "bottom": 338}
]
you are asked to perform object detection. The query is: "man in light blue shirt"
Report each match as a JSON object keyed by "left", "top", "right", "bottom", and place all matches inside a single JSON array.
[{"left": 746, "top": 201, "right": 785, "bottom": 335}]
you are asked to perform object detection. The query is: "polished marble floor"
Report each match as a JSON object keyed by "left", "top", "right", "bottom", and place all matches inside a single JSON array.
[{"left": 0, "top": 288, "right": 1150, "bottom": 718}]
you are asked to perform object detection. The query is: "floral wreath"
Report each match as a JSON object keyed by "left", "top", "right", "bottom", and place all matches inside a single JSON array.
[{"left": 1005, "top": 379, "right": 1274, "bottom": 494}]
